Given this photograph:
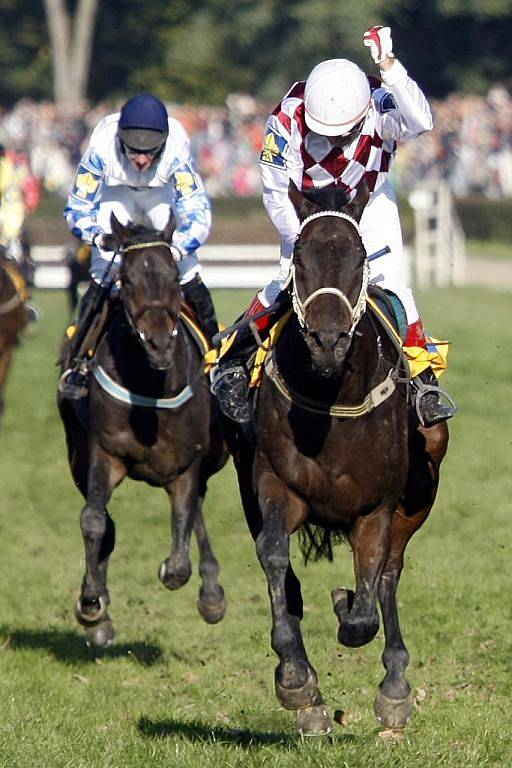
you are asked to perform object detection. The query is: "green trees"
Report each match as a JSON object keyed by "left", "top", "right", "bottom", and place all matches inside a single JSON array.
[{"left": 0, "top": 1, "right": 511, "bottom": 108}]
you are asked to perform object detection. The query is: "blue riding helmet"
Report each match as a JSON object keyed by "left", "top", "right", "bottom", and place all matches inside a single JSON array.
[{"left": 118, "top": 93, "right": 169, "bottom": 151}]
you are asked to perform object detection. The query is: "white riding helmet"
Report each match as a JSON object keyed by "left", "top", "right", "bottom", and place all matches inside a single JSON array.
[{"left": 304, "top": 59, "right": 371, "bottom": 136}]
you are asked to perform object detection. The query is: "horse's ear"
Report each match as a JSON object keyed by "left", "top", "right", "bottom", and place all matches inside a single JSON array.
[
  {"left": 344, "top": 181, "right": 369, "bottom": 222},
  {"left": 162, "top": 212, "right": 176, "bottom": 243},
  {"left": 288, "top": 180, "right": 319, "bottom": 222},
  {"left": 110, "top": 212, "right": 128, "bottom": 245}
]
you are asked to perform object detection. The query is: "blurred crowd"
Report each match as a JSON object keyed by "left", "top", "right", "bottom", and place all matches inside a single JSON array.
[{"left": 1, "top": 85, "right": 512, "bottom": 201}]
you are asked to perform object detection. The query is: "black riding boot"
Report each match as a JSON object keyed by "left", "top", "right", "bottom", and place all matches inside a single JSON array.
[
  {"left": 59, "top": 281, "right": 106, "bottom": 400},
  {"left": 413, "top": 367, "right": 456, "bottom": 427},
  {"left": 211, "top": 324, "right": 258, "bottom": 424},
  {"left": 182, "top": 275, "right": 219, "bottom": 343}
]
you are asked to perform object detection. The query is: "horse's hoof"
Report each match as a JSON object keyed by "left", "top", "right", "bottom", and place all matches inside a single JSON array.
[
  {"left": 197, "top": 587, "right": 227, "bottom": 624},
  {"left": 331, "top": 587, "right": 354, "bottom": 617},
  {"left": 158, "top": 560, "right": 191, "bottom": 590},
  {"left": 374, "top": 690, "right": 413, "bottom": 728},
  {"left": 75, "top": 595, "right": 107, "bottom": 625},
  {"left": 84, "top": 617, "right": 115, "bottom": 649},
  {"left": 332, "top": 587, "right": 378, "bottom": 648},
  {"left": 275, "top": 664, "right": 320, "bottom": 710},
  {"left": 297, "top": 704, "right": 333, "bottom": 737}
]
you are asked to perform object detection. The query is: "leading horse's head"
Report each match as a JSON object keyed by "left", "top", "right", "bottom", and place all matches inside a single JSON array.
[
  {"left": 111, "top": 213, "right": 181, "bottom": 370},
  {"left": 289, "top": 181, "right": 370, "bottom": 377}
]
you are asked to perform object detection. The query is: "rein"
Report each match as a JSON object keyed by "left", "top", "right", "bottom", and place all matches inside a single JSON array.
[
  {"left": 121, "top": 240, "right": 172, "bottom": 253},
  {"left": 292, "top": 211, "right": 369, "bottom": 336}
]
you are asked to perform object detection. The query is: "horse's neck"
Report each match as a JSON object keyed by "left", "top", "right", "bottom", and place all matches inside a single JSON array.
[{"left": 98, "top": 311, "right": 194, "bottom": 394}]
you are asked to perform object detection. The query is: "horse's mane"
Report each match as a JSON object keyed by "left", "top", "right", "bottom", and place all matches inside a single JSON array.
[
  {"left": 120, "top": 220, "right": 159, "bottom": 240},
  {"left": 301, "top": 185, "right": 352, "bottom": 213}
]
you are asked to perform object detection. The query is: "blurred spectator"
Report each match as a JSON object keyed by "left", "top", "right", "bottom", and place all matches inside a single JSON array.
[{"left": 2, "top": 84, "right": 512, "bottom": 199}]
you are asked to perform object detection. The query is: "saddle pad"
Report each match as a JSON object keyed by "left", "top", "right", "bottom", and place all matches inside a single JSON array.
[
  {"left": 367, "top": 286, "right": 408, "bottom": 341},
  {"left": 367, "top": 291, "right": 450, "bottom": 378}
]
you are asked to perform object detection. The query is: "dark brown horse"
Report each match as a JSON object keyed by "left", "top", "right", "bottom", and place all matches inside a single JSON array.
[
  {"left": 58, "top": 215, "right": 228, "bottom": 648},
  {"left": 0, "top": 258, "right": 29, "bottom": 428},
  {"left": 225, "top": 182, "right": 449, "bottom": 735}
]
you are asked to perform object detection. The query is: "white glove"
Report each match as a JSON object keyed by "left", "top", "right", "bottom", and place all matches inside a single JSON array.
[
  {"left": 363, "top": 26, "right": 394, "bottom": 65},
  {"left": 170, "top": 244, "right": 183, "bottom": 262}
]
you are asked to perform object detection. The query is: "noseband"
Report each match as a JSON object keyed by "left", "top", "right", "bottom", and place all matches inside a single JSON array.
[
  {"left": 120, "top": 240, "right": 180, "bottom": 340},
  {"left": 292, "top": 211, "right": 369, "bottom": 337}
]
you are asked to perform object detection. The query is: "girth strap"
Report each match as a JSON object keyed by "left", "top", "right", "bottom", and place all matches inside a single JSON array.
[
  {"left": 264, "top": 352, "right": 397, "bottom": 418},
  {"left": 91, "top": 364, "right": 194, "bottom": 409}
]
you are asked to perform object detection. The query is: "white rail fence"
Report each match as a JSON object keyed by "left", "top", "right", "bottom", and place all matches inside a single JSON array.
[
  {"left": 408, "top": 180, "right": 467, "bottom": 288},
  {"left": 32, "top": 183, "right": 468, "bottom": 291}
]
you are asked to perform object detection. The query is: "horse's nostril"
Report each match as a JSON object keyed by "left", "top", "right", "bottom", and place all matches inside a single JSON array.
[{"left": 310, "top": 330, "right": 346, "bottom": 350}]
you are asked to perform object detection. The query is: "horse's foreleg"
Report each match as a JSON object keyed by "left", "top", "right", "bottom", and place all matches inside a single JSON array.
[
  {"left": 76, "top": 450, "right": 125, "bottom": 647},
  {"left": 256, "top": 477, "right": 332, "bottom": 736},
  {"left": 193, "top": 499, "right": 227, "bottom": 624},
  {"left": 333, "top": 506, "right": 394, "bottom": 648},
  {"left": 158, "top": 466, "right": 199, "bottom": 591}
]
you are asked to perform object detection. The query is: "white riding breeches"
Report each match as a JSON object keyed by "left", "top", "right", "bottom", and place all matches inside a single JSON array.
[
  {"left": 89, "top": 185, "right": 201, "bottom": 286},
  {"left": 259, "top": 180, "right": 419, "bottom": 324}
]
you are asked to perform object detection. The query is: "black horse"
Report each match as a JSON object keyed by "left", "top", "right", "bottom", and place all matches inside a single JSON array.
[
  {"left": 0, "top": 258, "right": 29, "bottom": 429},
  {"left": 225, "top": 182, "right": 449, "bottom": 735},
  {"left": 58, "top": 215, "right": 228, "bottom": 647}
]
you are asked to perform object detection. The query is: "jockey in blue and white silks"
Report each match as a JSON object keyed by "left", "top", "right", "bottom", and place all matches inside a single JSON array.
[
  {"left": 60, "top": 93, "right": 218, "bottom": 400},
  {"left": 64, "top": 100, "right": 211, "bottom": 287}
]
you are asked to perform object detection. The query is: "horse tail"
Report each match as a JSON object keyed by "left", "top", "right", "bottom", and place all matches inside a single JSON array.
[{"left": 298, "top": 523, "right": 346, "bottom": 564}]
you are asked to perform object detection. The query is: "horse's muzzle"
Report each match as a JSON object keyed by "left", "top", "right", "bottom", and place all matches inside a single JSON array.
[{"left": 305, "top": 329, "right": 351, "bottom": 378}]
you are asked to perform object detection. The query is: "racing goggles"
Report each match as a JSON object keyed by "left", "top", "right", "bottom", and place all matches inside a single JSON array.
[{"left": 123, "top": 143, "right": 163, "bottom": 158}]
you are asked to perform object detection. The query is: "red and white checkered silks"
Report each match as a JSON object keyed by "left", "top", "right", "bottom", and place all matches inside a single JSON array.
[{"left": 268, "top": 78, "right": 396, "bottom": 196}]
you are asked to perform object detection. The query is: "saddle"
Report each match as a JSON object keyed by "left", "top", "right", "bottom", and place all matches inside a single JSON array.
[{"left": 366, "top": 287, "right": 450, "bottom": 379}]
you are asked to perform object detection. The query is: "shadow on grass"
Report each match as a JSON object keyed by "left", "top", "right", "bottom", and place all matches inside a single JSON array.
[
  {"left": 0, "top": 626, "right": 163, "bottom": 666},
  {"left": 139, "top": 715, "right": 296, "bottom": 747},
  {"left": 138, "top": 715, "right": 359, "bottom": 748}
]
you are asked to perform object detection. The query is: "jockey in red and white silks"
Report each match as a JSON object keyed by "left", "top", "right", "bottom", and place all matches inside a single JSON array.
[
  {"left": 64, "top": 100, "right": 211, "bottom": 288},
  {"left": 258, "top": 54, "right": 432, "bottom": 325}
]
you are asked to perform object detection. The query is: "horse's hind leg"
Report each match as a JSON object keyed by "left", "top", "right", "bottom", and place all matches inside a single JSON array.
[
  {"left": 375, "top": 422, "right": 448, "bottom": 728},
  {"left": 374, "top": 513, "right": 419, "bottom": 729},
  {"left": 76, "top": 450, "right": 125, "bottom": 648},
  {"left": 194, "top": 499, "right": 227, "bottom": 624},
  {"left": 255, "top": 480, "right": 332, "bottom": 736}
]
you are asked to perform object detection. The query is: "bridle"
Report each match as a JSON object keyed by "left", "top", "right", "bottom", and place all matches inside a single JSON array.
[
  {"left": 120, "top": 240, "right": 180, "bottom": 341},
  {"left": 291, "top": 211, "right": 369, "bottom": 338}
]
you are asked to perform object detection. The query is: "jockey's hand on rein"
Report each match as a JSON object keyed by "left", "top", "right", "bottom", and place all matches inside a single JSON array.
[{"left": 94, "top": 233, "right": 118, "bottom": 252}]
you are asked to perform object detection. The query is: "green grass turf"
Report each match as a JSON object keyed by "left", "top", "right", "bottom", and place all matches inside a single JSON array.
[{"left": 0, "top": 287, "right": 510, "bottom": 767}]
